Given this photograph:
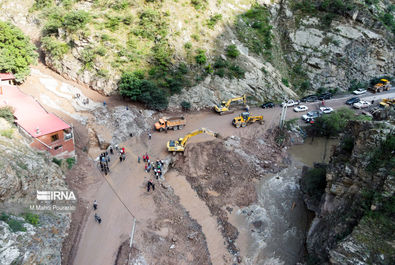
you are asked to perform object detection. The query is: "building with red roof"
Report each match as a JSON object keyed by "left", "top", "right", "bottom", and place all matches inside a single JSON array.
[{"left": 0, "top": 84, "right": 75, "bottom": 158}]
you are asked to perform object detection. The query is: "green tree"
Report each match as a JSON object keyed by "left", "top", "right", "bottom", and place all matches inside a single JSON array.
[
  {"left": 0, "top": 21, "right": 38, "bottom": 82},
  {"left": 119, "top": 71, "right": 168, "bottom": 110}
]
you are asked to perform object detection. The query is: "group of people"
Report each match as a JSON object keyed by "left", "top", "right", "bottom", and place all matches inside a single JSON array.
[
  {"left": 141, "top": 153, "right": 165, "bottom": 192},
  {"left": 99, "top": 152, "right": 110, "bottom": 175},
  {"left": 74, "top": 93, "right": 89, "bottom": 105}
]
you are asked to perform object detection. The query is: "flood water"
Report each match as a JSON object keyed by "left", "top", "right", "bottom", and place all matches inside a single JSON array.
[
  {"left": 228, "top": 137, "right": 339, "bottom": 265},
  {"left": 288, "top": 137, "right": 339, "bottom": 167}
]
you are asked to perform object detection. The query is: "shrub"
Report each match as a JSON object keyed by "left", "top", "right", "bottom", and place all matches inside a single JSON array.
[
  {"left": 23, "top": 213, "right": 39, "bottom": 226},
  {"left": 119, "top": 71, "right": 168, "bottom": 110},
  {"left": 7, "top": 218, "right": 26, "bottom": 232},
  {"left": 349, "top": 79, "right": 368, "bottom": 91},
  {"left": 281, "top": 78, "right": 289, "bottom": 87},
  {"left": 191, "top": 0, "right": 206, "bottom": 10},
  {"left": 195, "top": 49, "right": 207, "bottom": 64},
  {"left": 214, "top": 57, "right": 229, "bottom": 68},
  {"left": 105, "top": 16, "right": 121, "bottom": 31},
  {"left": 236, "top": 5, "right": 273, "bottom": 55},
  {"left": 63, "top": 10, "right": 90, "bottom": 32},
  {"left": 0, "top": 129, "right": 13, "bottom": 139},
  {"left": 0, "top": 213, "right": 26, "bottom": 232},
  {"left": 367, "top": 135, "right": 395, "bottom": 172},
  {"left": 228, "top": 64, "right": 245, "bottom": 79},
  {"left": 184, "top": 42, "right": 192, "bottom": 49},
  {"left": 302, "top": 167, "right": 327, "bottom": 201},
  {"left": 110, "top": 0, "right": 130, "bottom": 10},
  {"left": 181, "top": 101, "right": 191, "bottom": 111},
  {"left": 0, "top": 106, "right": 15, "bottom": 123},
  {"left": 191, "top": 34, "right": 200, "bottom": 41},
  {"left": 42, "top": 7, "right": 64, "bottom": 36},
  {"left": 80, "top": 47, "right": 96, "bottom": 69},
  {"left": 0, "top": 21, "right": 38, "bottom": 82},
  {"left": 52, "top": 157, "right": 62, "bottom": 166},
  {"left": 41, "top": 36, "right": 70, "bottom": 60},
  {"left": 31, "top": 0, "right": 53, "bottom": 11},
  {"left": 133, "top": 9, "right": 168, "bottom": 40},
  {"left": 206, "top": 14, "right": 222, "bottom": 29},
  {"left": 66, "top": 157, "right": 76, "bottom": 169},
  {"left": 313, "top": 108, "right": 368, "bottom": 137},
  {"left": 225, "top": 44, "right": 239, "bottom": 58}
]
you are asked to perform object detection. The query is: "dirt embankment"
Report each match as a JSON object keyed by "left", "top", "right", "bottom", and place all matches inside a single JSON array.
[
  {"left": 173, "top": 130, "right": 289, "bottom": 259},
  {"left": 115, "top": 179, "right": 211, "bottom": 265}
]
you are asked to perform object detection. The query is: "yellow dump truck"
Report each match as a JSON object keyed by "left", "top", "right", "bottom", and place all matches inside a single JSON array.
[{"left": 155, "top": 116, "right": 186, "bottom": 132}]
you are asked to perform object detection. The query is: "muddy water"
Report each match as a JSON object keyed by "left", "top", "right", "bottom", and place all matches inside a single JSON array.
[
  {"left": 166, "top": 170, "right": 232, "bottom": 265},
  {"left": 288, "top": 137, "right": 339, "bottom": 167},
  {"left": 228, "top": 137, "right": 339, "bottom": 265}
]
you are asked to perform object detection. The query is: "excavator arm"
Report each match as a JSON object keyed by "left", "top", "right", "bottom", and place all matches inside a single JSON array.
[
  {"left": 180, "top": 128, "right": 218, "bottom": 146},
  {"left": 167, "top": 128, "right": 219, "bottom": 152},
  {"left": 214, "top": 95, "right": 247, "bottom": 114}
]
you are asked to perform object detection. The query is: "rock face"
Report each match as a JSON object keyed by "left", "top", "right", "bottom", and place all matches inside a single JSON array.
[
  {"left": 92, "top": 106, "right": 155, "bottom": 145},
  {"left": 0, "top": 118, "right": 71, "bottom": 265},
  {"left": 303, "top": 121, "right": 394, "bottom": 264}
]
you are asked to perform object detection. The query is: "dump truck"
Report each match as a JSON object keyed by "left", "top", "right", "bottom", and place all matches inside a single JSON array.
[
  {"left": 155, "top": 117, "right": 186, "bottom": 131},
  {"left": 370, "top": 79, "right": 390, "bottom": 93},
  {"left": 214, "top": 95, "right": 247, "bottom": 115},
  {"left": 167, "top": 128, "right": 219, "bottom": 154},
  {"left": 232, "top": 112, "right": 264, "bottom": 128}
]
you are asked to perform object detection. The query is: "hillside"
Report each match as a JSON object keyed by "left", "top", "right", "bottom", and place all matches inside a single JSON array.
[
  {"left": 1, "top": 0, "right": 393, "bottom": 110},
  {"left": 0, "top": 118, "right": 71, "bottom": 265},
  {"left": 301, "top": 120, "right": 395, "bottom": 264}
]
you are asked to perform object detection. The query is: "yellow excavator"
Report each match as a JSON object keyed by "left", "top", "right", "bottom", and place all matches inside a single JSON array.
[
  {"left": 370, "top": 79, "right": 390, "bottom": 93},
  {"left": 232, "top": 112, "right": 264, "bottom": 128},
  {"left": 167, "top": 128, "right": 220, "bottom": 153},
  {"left": 214, "top": 95, "right": 247, "bottom": 115}
]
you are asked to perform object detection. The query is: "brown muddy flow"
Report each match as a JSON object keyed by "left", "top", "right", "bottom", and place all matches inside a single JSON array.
[{"left": 228, "top": 137, "right": 339, "bottom": 265}]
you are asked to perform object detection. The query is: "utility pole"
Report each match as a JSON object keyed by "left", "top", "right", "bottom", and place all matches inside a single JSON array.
[{"left": 279, "top": 103, "right": 287, "bottom": 128}]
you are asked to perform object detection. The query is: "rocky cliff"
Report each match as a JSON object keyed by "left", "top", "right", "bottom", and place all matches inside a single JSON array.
[
  {"left": 302, "top": 120, "right": 394, "bottom": 264},
  {"left": 0, "top": 118, "right": 71, "bottom": 265},
  {"left": 0, "top": 0, "right": 393, "bottom": 109}
]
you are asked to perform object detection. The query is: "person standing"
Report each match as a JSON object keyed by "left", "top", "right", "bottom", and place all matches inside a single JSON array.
[
  {"left": 147, "top": 179, "right": 155, "bottom": 192},
  {"left": 93, "top": 200, "right": 98, "bottom": 210},
  {"left": 148, "top": 132, "right": 152, "bottom": 140},
  {"left": 109, "top": 146, "right": 114, "bottom": 155},
  {"left": 138, "top": 156, "right": 141, "bottom": 163}
]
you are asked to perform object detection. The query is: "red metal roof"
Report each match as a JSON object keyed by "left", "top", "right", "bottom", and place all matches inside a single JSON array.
[
  {"left": 0, "top": 85, "right": 70, "bottom": 137},
  {"left": 0, "top": 73, "right": 15, "bottom": 80}
]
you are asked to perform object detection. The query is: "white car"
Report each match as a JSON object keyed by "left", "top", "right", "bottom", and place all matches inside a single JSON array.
[
  {"left": 281, "top": 100, "right": 300, "bottom": 107},
  {"left": 294, "top": 105, "right": 308, "bottom": 112},
  {"left": 320, "top": 107, "right": 334, "bottom": 114},
  {"left": 353, "top": 88, "right": 367, "bottom": 95},
  {"left": 353, "top": 100, "right": 371, "bottom": 109}
]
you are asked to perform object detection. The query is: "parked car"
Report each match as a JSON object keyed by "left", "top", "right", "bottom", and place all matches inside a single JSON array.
[
  {"left": 301, "top": 95, "right": 318, "bottom": 102},
  {"left": 294, "top": 105, "right": 308, "bottom": 112},
  {"left": 302, "top": 111, "right": 322, "bottom": 122},
  {"left": 353, "top": 100, "right": 371, "bottom": 109},
  {"left": 317, "top": 92, "right": 332, "bottom": 100},
  {"left": 261, "top": 102, "right": 275, "bottom": 108},
  {"left": 346, "top": 97, "right": 360, "bottom": 105},
  {"left": 319, "top": 107, "right": 334, "bottom": 114},
  {"left": 281, "top": 100, "right": 300, "bottom": 107},
  {"left": 353, "top": 88, "right": 367, "bottom": 95}
]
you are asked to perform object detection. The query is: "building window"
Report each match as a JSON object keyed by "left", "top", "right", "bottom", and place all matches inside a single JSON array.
[
  {"left": 51, "top": 134, "right": 59, "bottom": 142},
  {"left": 63, "top": 129, "right": 72, "bottom": 140},
  {"left": 54, "top": 145, "right": 62, "bottom": 150}
]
